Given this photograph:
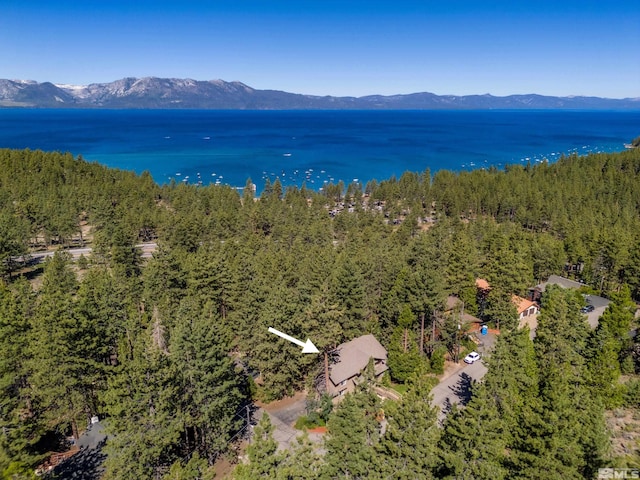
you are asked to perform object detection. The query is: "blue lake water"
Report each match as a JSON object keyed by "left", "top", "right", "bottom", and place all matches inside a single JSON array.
[{"left": 0, "top": 109, "right": 638, "bottom": 191}]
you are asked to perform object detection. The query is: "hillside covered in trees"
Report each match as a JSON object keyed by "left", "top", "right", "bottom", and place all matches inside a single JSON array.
[{"left": 0, "top": 147, "right": 639, "bottom": 479}]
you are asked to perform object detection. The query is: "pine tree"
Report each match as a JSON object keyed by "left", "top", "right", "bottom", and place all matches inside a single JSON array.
[
  {"left": 387, "top": 322, "right": 424, "bottom": 383},
  {"left": 142, "top": 246, "right": 187, "bottom": 314},
  {"left": 233, "top": 413, "right": 283, "bottom": 479},
  {"left": 103, "top": 328, "right": 182, "bottom": 479},
  {"left": 323, "top": 391, "right": 383, "bottom": 479},
  {"left": 483, "top": 229, "right": 533, "bottom": 295},
  {"left": 170, "top": 300, "right": 244, "bottom": 463},
  {"left": 521, "top": 285, "right": 609, "bottom": 479},
  {"left": 185, "top": 247, "right": 238, "bottom": 322},
  {"left": 483, "top": 287, "right": 518, "bottom": 331},
  {"left": 482, "top": 328, "right": 538, "bottom": 437},
  {"left": 27, "top": 253, "right": 94, "bottom": 442},
  {"left": 378, "top": 375, "right": 440, "bottom": 479},
  {"left": 244, "top": 280, "right": 313, "bottom": 400},
  {"left": 331, "top": 255, "right": 367, "bottom": 339},
  {"left": 625, "top": 235, "right": 640, "bottom": 299},
  {"left": 277, "top": 433, "right": 324, "bottom": 479},
  {"left": 301, "top": 286, "right": 344, "bottom": 394},
  {"left": 437, "top": 384, "right": 509, "bottom": 479},
  {"left": 443, "top": 225, "right": 480, "bottom": 300},
  {"left": 109, "top": 222, "right": 142, "bottom": 277},
  {"left": 0, "top": 209, "right": 28, "bottom": 279},
  {"left": 597, "top": 285, "right": 636, "bottom": 352},
  {"left": 75, "top": 266, "right": 128, "bottom": 367},
  {"left": 163, "top": 452, "right": 215, "bottom": 480},
  {"left": 587, "top": 285, "right": 636, "bottom": 407},
  {"left": 0, "top": 279, "right": 39, "bottom": 472},
  {"left": 407, "top": 232, "right": 447, "bottom": 355}
]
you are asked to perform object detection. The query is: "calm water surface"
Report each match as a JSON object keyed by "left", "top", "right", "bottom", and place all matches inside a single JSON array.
[{"left": 0, "top": 109, "right": 638, "bottom": 191}]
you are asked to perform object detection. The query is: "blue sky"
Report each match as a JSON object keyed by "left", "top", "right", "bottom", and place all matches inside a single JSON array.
[{"left": 2, "top": 0, "right": 638, "bottom": 98}]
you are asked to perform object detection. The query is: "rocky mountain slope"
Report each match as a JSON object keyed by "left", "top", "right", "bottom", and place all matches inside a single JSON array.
[{"left": 1, "top": 77, "right": 638, "bottom": 109}]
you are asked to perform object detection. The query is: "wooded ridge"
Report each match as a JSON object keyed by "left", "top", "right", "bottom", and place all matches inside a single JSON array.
[{"left": 0, "top": 147, "right": 639, "bottom": 478}]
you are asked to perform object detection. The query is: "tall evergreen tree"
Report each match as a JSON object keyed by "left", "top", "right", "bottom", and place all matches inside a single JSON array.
[
  {"left": 142, "top": 245, "right": 187, "bottom": 316},
  {"left": 437, "top": 384, "right": 509, "bottom": 480},
  {"left": 0, "top": 279, "right": 39, "bottom": 473},
  {"left": 587, "top": 285, "right": 636, "bottom": 407},
  {"left": 0, "top": 210, "right": 28, "bottom": 279},
  {"left": 276, "top": 433, "right": 324, "bottom": 480},
  {"left": 233, "top": 413, "right": 283, "bottom": 480},
  {"left": 162, "top": 452, "right": 215, "bottom": 480},
  {"left": 483, "top": 287, "right": 518, "bottom": 331},
  {"left": 523, "top": 285, "right": 608, "bottom": 479},
  {"left": 27, "top": 253, "right": 94, "bottom": 441},
  {"left": 482, "top": 328, "right": 539, "bottom": 439},
  {"left": 377, "top": 375, "right": 440, "bottom": 479},
  {"left": 387, "top": 309, "right": 425, "bottom": 383},
  {"left": 323, "top": 390, "right": 383, "bottom": 479},
  {"left": 170, "top": 299, "right": 244, "bottom": 463},
  {"left": 331, "top": 255, "right": 367, "bottom": 339},
  {"left": 103, "top": 328, "right": 182, "bottom": 479}
]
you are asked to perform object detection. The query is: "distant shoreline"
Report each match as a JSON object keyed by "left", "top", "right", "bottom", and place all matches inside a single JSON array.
[
  {"left": 3, "top": 106, "right": 640, "bottom": 112},
  {"left": 1, "top": 77, "right": 639, "bottom": 110}
]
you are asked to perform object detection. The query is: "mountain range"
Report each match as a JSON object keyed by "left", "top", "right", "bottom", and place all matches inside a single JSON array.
[{"left": 1, "top": 77, "right": 638, "bottom": 110}]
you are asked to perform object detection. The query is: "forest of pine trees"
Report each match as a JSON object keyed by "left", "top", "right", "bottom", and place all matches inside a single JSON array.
[{"left": 0, "top": 147, "right": 639, "bottom": 478}]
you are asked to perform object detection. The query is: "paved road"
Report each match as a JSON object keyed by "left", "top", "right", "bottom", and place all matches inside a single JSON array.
[
  {"left": 258, "top": 407, "right": 303, "bottom": 452},
  {"left": 258, "top": 393, "right": 324, "bottom": 452},
  {"left": 54, "top": 422, "right": 107, "bottom": 480},
  {"left": 584, "top": 294, "right": 611, "bottom": 329},
  {"left": 431, "top": 360, "right": 488, "bottom": 421},
  {"left": 136, "top": 242, "right": 157, "bottom": 258},
  {"left": 257, "top": 355, "right": 493, "bottom": 450},
  {"left": 429, "top": 294, "right": 617, "bottom": 422},
  {"left": 267, "top": 397, "right": 308, "bottom": 428},
  {"left": 15, "top": 242, "right": 157, "bottom": 263},
  {"left": 524, "top": 295, "right": 611, "bottom": 336}
]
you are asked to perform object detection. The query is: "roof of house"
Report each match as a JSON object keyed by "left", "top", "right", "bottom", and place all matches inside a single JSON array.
[
  {"left": 445, "top": 295, "right": 481, "bottom": 322},
  {"left": 512, "top": 295, "right": 538, "bottom": 314},
  {"left": 462, "top": 312, "right": 482, "bottom": 324},
  {"left": 446, "top": 295, "right": 462, "bottom": 311},
  {"left": 329, "top": 334, "right": 387, "bottom": 385},
  {"left": 534, "top": 275, "right": 584, "bottom": 292}
]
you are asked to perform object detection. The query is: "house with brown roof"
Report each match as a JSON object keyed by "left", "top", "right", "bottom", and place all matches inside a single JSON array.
[
  {"left": 445, "top": 295, "right": 482, "bottom": 324},
  {"left": 512, "top": 294, "right": 539, "bottom": 327},
  {"left": 529, "top": 275, "right": 585, "bottom": 302},
  {"left": 473, "top": 278, "right": 539, "bottom": 330},
  {"left": 328, "top": 334, "right": 388, "bottom": 398}
]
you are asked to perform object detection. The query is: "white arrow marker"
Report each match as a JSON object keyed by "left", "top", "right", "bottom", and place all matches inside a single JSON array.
[{"left": 268, "top": 327, "right": 319, "bottom": 354}]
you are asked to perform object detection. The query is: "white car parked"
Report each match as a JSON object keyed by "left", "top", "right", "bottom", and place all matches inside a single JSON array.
[{"left": 463, "top": 351, "right": 481, "bottom": 364}]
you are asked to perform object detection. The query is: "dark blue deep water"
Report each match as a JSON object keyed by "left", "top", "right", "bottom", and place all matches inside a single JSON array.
[{"left": 0, "top": 109, "right": 638, "bottom": 191}]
